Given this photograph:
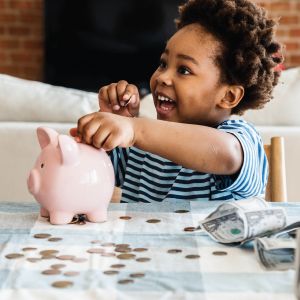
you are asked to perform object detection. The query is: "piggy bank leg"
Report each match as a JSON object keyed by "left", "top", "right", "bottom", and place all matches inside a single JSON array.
[
  {"left": 40, "top": 207, "right": 49, "bottom": 218},
  {"left": 87, "top": 209, "right": 107, "bottom": 223},
  {"left": 49, "top": 211, "right": 74, "bottom": 225}
]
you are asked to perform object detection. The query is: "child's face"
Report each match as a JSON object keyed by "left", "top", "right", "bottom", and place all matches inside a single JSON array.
[{"left": 150, "top": 23, "right": 229, "bottom": 126}]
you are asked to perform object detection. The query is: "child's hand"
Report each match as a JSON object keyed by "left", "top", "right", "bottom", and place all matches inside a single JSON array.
[
  {"left": 98, "top": 80, "right": 140, "bottom": 117},
  {"left": 70, "top": 112, "right": 135, "bottom": 151}
]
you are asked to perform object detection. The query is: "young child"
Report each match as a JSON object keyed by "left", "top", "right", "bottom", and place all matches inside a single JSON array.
[{"left": 70, "top": 0, "right": 282, "bottom": 203}]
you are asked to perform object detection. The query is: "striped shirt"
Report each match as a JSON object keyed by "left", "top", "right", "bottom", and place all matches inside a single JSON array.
[{"left": 109, "top": 119, "right": 268, "bottom": 203}]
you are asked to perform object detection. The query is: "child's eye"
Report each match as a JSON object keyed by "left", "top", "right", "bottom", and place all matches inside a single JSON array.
[
  {"left": 158, "top": 59, "right": 167, "bottom": 69},
  {"left": 178, "top": 66, "right": 191, "bottom": 75}
]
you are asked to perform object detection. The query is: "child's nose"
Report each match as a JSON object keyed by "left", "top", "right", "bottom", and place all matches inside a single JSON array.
[{"left": 156, "top": 71, "right": 172, "bottom": 86}]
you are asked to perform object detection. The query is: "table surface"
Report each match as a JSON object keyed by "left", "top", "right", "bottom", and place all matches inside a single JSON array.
[{"left": 0, "top": 200, "right": 298, "bottom": 300}]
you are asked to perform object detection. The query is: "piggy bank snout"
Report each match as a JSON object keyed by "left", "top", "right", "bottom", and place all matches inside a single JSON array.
[{"left": 27, "top": 169, "right": 40, "bottom": 195}]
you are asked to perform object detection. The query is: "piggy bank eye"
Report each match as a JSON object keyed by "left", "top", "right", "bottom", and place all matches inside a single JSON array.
[{"left": 40, "top": 163, "right": 44, "bottom": 168}]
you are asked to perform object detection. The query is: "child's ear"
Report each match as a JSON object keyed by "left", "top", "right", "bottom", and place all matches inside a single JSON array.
[{"left": 218, "top": 85, "right": 244, "bottom": 109}]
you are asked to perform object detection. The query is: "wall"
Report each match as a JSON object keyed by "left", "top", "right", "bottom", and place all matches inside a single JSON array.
[{"left": 0, "top": 0, "right": 299, "bottom": 81}]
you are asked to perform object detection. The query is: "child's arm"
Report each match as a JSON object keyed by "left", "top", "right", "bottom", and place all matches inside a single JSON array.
[{"left": 72, "top": 112, "right": 243, "bottom": 176}]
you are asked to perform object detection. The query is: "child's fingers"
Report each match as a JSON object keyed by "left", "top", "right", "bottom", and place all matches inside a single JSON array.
[
  {"left": 69, "top": 127, "right": 77, "bottom": 137},
  {"left": 107, "top": 83, "right": 122, "bottom": 111},
  {"left": 121, "top": 84, "right": 139, "bottom": 107},
  {"left": 77, "top": 113, "right": 96, "bottom": 142}
]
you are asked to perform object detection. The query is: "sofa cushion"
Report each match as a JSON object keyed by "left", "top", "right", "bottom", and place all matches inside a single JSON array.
[
  {"left": 0, "top": 74, "right": 98, "bottom": 122},
  {"left": 242, "top": 67, "right": 300, "bottom": 126}
]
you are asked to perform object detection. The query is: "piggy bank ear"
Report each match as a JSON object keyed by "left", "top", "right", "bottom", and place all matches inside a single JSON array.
[
  {"left": 58, "top": 135, "right": 79, "bottom": 165},
  {"left": 37, "top": 127, "right": 59, "bottom": 149}
]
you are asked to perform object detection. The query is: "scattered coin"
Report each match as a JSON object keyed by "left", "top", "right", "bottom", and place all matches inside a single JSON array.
[
  {"left": 167, "top": 249, "right": 182, "bottom": 254},
  {"left": 115, "top": 244, "right": 130, "bottom": 248},
  {"left": 87, "top": 248, "right": 104, "bottom": 254},
  {"left": 184, "top": 227, "right": 196, "bottom": 232},
  {"left": 110, "top": 264, "right": 126, "bottom": 269},
  {"left": 119, "top": 216, "right": 132, "bottom": 220},
  {"left": 103, "top": 270, "right": 119, "bottom": 275},
  {"left": 22, "top": 247, "right": 37, "bottom": 252},
  {"left": 115, "top": 247, "right": 132, "bottom": 253},
  {"left": 34, "top": 233, "right": 51, "bottom": 239},
  {"left": 130, "top": 273, "right": 145, "bottom": 278},
  {"left": 64, "top": 271, "right": 80, "bottom": 277},
  {"left": 133, "top": 248, "right": 148, "bottom": 252},
  {"left": 174, "top": 210, "right": 189, "bottom": 213},
  {"left": 51, "top": 264, "right": 66, "bottom": 269},
  {"left": 41, "top": 254, "right": 56, "bottom": 260},
  {"left": 118, "top": 279, "right": 134, "bottom": 284},
  {"left": 212, "top": 251, "right": 228, "bottom": 256},
  {"left": 101, "top": 242, "right": 116, "bottom": 247},
  {"left": 185, "top": 254, "right": 200, "bottom": 259},
  {"left": 27, "top": 257, "right": 41, "bottom": 263},
  {"left": 117, "top": 253, "right": 136, "bottom": 260},
  {"left": 40, "top": 250, "right": 59, "bottom": 256},
  {"left": 5, "top": 253, "right": 24, "bottom": 259},
  {"left": 136, "top": 257, "right": 151, "bottom": 262},
  {"left": 52, "top": 281, "right": 73, "bottom": 288},
  {"left": 56, "top": 255, "right": 75, "bottom": 260},
  {"left": 42, "top": 269, "right": 61, "bottom": 275},
  {"left": 48, "top": 237, "right": 62, "bottom": 242},
  {"left": 91, "top": 240, "right": 102, "bottom": 244},
  {"left": 146, "top": 219, "right": 161, "bottom": 223},
  {"left": 72, "top": 257, "right": 88, "bottom": 263}
]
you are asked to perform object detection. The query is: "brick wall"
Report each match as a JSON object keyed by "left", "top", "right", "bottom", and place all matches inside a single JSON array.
[{"left": 0, "top": 0, "right": 299, "bottom": 82}]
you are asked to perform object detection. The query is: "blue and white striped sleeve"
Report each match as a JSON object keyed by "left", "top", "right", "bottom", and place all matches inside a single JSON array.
[
  {"left": 214, "top": 119, "right": 268, "bottom": 199},
  {"left": 108, "top": 147, "right": 130, "bottom": 187}
]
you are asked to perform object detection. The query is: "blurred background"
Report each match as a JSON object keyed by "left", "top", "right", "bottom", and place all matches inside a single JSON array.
[{"left": 0, "top": 0, "right": 299, "bottom": 94}]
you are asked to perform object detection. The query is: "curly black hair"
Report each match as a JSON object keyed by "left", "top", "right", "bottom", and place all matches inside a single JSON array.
[{"left": 176, "top": 0, "right": 283, "bottom": 115}]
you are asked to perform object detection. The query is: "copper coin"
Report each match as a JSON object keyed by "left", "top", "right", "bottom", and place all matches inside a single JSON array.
[
  {"left": 130, "top": 273, "right": 145, "bottom": 278},
  {"left": 110, "top": 264, "right": 126, "bottom": 269},
  {"left": 103, "top": 270, "right": 119, "bottom": 275},
  {"left": 167, "top": 249, "right": 182, "bottom": 254},
  {"left": 119, "top": 216, "right": 132, "bottom": 220},
  {"left": 136, "top": 257, "right": 151, "bottom": 262},
  {"left": 52, "top": 281, "right": 73, "bottom": 288},
  {"left": 101, "top": 242, "right": 116, "bottom": 247},
  {"left": 212, "top": 251, "right": 228, "bottom": 256},
  {"left": 72, "top": 257, "right": 88, "bottom": 263},
  {"left": 41, "top": 254, "right": 56, "bottom": 260},
  {"left": 118, "top": 279, "right": 134, "bottom": 284},
  {"left": 42, "top": 269, "right": 61, "bottom": 275},
  {"left": 115, "top": 248, "right": 132, "bottom": 253},
  {"left": 91, "top": 240, "right": 102, "bottom": 244},
  {"left": 51, "top": 264, "right": 66, "bottom": 269},
  {"left": 133, "top": 248, "right": 148, "bottom": 252},
  {"left": 56, "top": 255, "right": 75, "bottom": 260},
  {"left": 5, "top": 253, "right": 24, "bottom": 259},
  {"left": 40, "top": 250, "right": 59, "bottom": 256},
  {"left": 146, "top": 219, "right": 161, "bottom": 223},
  {"left": 115, "top": 244, "right": 130, "bottom": 248},
  {"left": 64, "top": 271, "right": 80, "bottom": 277},
  {"left": 26, "top": 257, "right": 41, "bottom": 263},
  {"left": 117, "top": 253, "right": 136, "bottom": 260},
  {"left": 48, "top": 237, "right": 62, "bottom": 242},
  {"left": 185, "top": 254, "right": 200, "bottom": 259},
  {"left": 174, "top": 210, "right": 189, "bottom": 213},
  {"left": 22, "top": 247, "right": 37, "bottom": 251},
  {"left": 34, "top": 233, "right": 51, "bottom": 239},
  {"left": 87, "top": 248, "right": 104, "bottom": 254},
  {"left": 184, "top": 227, "right": 196, "bottom": 232}
]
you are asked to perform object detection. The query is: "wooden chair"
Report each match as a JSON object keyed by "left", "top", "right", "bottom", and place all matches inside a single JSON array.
[{"left": 264, "top": 137, "right": 287, "bottom": 202}]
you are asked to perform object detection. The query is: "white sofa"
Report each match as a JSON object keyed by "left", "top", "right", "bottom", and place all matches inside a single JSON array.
[{"left": 1, "top": 68, "right": 300, "bottom": 202}]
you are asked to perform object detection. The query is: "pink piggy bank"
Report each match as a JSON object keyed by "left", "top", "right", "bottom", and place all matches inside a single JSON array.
[{"left": 27, "top": 127, "right": 115, "bottom": 225}]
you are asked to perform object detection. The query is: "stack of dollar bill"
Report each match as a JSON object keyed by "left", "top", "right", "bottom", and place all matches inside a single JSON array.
[{"left": 200, "top": 197, "right": 287, "bottom": 244}]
